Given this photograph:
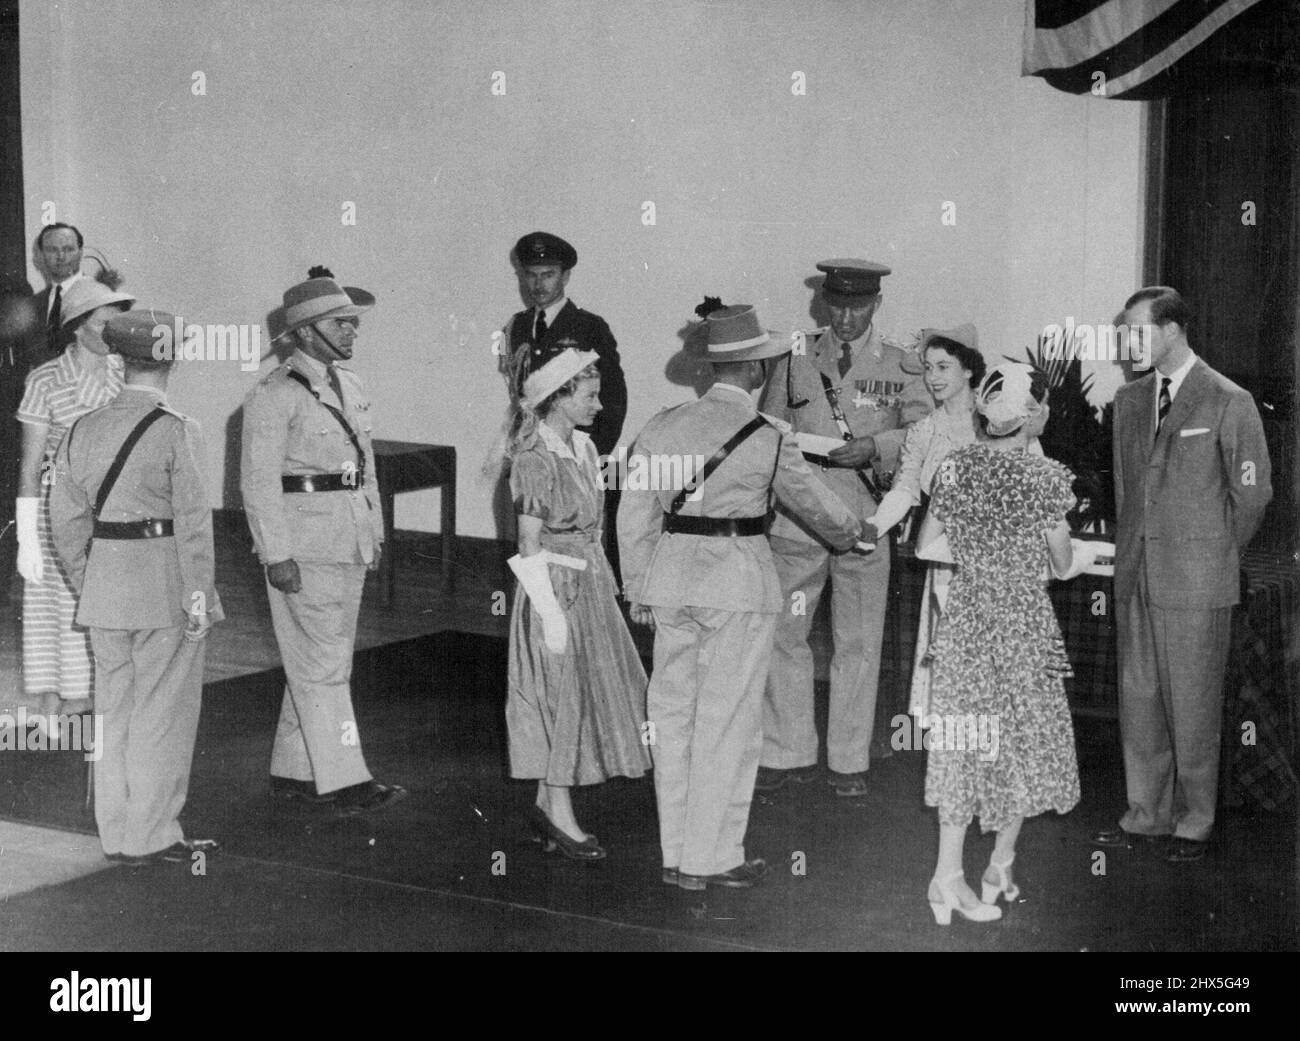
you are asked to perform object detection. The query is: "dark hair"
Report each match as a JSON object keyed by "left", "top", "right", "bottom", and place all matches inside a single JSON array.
[
  {"left": 1124, "top": 286, "right": 1190, "bottom": 331},
  {"left": 977, "top": 368, "right": 1050, "bottom": 438},
  {"left": 923, "top": 336, "right": 986, "bottom": 388},
  {"left": 36, "top": 223, "right": 84, "bottom": 249}
]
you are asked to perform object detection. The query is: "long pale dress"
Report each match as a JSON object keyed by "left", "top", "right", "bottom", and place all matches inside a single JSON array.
[
  {"left": 872, "top": 407, "right": 978, "bottom": 719},
  {"left": 16, "top": 348, "right": 123, "bottom": 702},
  {"left": 506, "top": 422, "right": 652, "bottom": 786},
  {"left": 922, "top": 446, "right": 1081, "bottom": 831}
]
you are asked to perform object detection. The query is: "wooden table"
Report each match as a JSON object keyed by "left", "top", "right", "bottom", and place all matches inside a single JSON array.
[{"left": 372, "top": 440, "right": 456, "bottom": 605}]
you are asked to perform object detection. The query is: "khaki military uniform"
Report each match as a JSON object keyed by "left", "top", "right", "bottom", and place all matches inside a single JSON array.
[
  {"left": 49, "top": 386, "right": 223, "bottom": 858},
  {"left": 240, "top": 350, "right": 384, "bottom": 795},
  {"left": 760, "top": 326, "right": 929, "bottom": 774},
  {"left": 618, "top": 383, "right": 861, "bottom": 877}
]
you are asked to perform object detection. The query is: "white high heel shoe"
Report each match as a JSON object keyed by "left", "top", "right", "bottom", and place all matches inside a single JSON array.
[
  {"left": 928, "top": 870, "right": 1003, "bottom": 925},
  {"left": 981, "top": 853, "right": 1021, "bottom": 905}
]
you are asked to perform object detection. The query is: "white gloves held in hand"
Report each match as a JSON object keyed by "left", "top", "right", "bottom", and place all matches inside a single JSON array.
[
  {"left": 16, "top": 498, "right": 43, "bottom": 584},
  {"left": 508, "top": 551, "right": 588, "bottom": 655},
  {"left": 1051, "top": 538, "right": 1101, "bottom": 581}
]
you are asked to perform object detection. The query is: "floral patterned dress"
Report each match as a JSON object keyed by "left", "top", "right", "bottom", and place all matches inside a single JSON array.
[
  {"left": 506, "top": 422, "right": 652, "bottom": 786},
  {"left": 923, "top": 445, "right": 1081, "bottom": 831}
]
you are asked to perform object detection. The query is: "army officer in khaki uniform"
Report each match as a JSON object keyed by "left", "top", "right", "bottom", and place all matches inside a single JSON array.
[
  {"left": 619, "top": 304, "right": 864, "bottom": 891},
  {"left": 49, "top": 309, "right": 222, "bottom": 866},
  {"left": 241, "top": 272, "right": 405, "bottom": 815},
  {"left": 759, "top": 260, "right": 930, "bottom": 797}
]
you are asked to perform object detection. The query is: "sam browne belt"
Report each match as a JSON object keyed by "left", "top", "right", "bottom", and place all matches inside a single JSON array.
[
  {"left": 281, "top": 473, "right": 357, "bottom": 493},
  {"left": 663, "top": 514, "right": 768, "bottom": 537},
  {"left": 92, "top": 519, "right": 174, "bottom": 539}
]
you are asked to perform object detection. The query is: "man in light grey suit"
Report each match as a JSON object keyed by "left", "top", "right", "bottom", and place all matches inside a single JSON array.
[{"left": 1093, "top": 287, "right": 1272, "bottom": 863}]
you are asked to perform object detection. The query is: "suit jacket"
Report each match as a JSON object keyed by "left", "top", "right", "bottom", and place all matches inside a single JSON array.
[
  {"left": 49, "top": 387, "right": 224, "bottom": 629},
  {"left": 240, "top": 351, "right": 384, "bottom": 565},
  {"left": 1113, "top": 357, "right": 1272, "bottom": 609},
  {"left": 761, "top": 325, "right": 930, "bottom": 544},
  {"left": 617, "top": 383, "right": 862, "bottom": 613},
  {"left": 22, "top": 286, "right": 73, "bottom": 374},
  {"left": 507, "top": 299, "right": 627, "bottom": 456}
]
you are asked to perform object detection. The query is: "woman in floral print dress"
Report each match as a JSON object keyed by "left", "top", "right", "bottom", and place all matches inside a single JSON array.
[{"left": 919, "top": 363, "right": 1094, "bottom": 925}]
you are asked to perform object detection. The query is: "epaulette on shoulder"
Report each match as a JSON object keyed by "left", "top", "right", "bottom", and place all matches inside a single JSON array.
[
  {"left": 159, "top": 402, "right": 191, "bottom": 423},
  {"left": 260, "top": 361, "right": 292, "bottom": 385}
]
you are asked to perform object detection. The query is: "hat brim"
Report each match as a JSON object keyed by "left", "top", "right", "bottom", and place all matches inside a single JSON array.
[
  {"left": 281, "top": 301, "right": 370, "bottom": 336},
  {"left": 701, "top": 330, "right": 792, "bottom": 363}
]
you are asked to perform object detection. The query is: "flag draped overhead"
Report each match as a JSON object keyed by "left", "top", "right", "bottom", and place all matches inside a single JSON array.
[{"left": 1023, "top": 0, "right": 1268, "bottom": 98}]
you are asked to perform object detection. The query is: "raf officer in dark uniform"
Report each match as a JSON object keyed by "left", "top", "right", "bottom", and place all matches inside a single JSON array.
[
  {"left": 505, "top": 231, "right": 628, "bottom": 574},
  {"left": 49, "top": 309, "right": 223, "bottom": 866},
  {"left": 759, "top": 260, "right": 930, "bottom": 798}
]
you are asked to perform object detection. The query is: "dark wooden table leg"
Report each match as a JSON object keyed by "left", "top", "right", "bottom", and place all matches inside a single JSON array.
[
  {"left": 442, "top": 464, "right": 456, "bottom": 593},
  {"left": 380, "top": 489, "right": 396, "bottom": 607}
]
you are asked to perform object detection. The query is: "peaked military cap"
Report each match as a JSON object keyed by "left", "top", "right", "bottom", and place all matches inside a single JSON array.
[
  {"left": 816, "top": 259, "right": 891, "bottom": 306},
  {"left": 515, "top": 231, "right": 577, "bottom": 270}
]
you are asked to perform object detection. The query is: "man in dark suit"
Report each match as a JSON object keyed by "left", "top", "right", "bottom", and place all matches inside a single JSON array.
[
  {"left": 28, "top": 223, "right": 86, "bottom": 371},
  {"left": 1094, "top": 286, "right": 1272, "bottom": 863},
  {"left": 505, "top": 231, "right": 628, "bottom": 574}
]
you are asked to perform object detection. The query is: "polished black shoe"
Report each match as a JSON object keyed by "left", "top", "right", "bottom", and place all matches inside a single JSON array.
[
  {"left": 156, "top": 838, "right": 221, "bottom": 863},
  {"left": 661, "top": 866, "right": 680, "bottom": 886},
  {"left": 756, "top": 765, "right": 819, "bottom": 792},
  {"left": 1090, "top": 828, "right": 1166, "bottom": 849},
  {"left": 333, "top": 780, "right": 408, "bottom": 816},
  {"left": 678, "top": 857, "right": 768, "bottom": 891},
  {"left": 528, "top": 806, "right": 606, "bottom": 861},
  {"left": 828, "top": 770, "right": 869, "bottom": 797},
  {"left": 1165, "top": 838, "right": 1208, "bottom": 863},
  {"left": 270, "top": 776, "right": 337, "bottom": 804},
  {"left": 106, "top": 851, "right": 153, "bottom": 867}
]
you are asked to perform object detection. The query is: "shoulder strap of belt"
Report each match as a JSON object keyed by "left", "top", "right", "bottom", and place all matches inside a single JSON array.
[
  {"left": 669, "top": 414, "right": 767, "bottom": 515},
  {"left": 94, "top": 407, "right": 168, "bottom": 519},
  {"left": 818, "top": 371, "right": 884, "bottom": 503},
  {"left": 286, "top": 368, "right": 365, "bottom": 476}
]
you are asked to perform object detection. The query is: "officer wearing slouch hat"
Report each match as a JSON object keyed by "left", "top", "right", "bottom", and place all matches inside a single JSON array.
[
  {"left": 619, "top": 302, "right": 864, "bottom": 891},
  {"left": 48, "top": 308, "right": 223, "bottom": 866},
  {"left": 759, "top": 260, "right": 930, "bottom": 797},
  {"left": 240, "top": 270, "right": 405, "bottom": 816}
]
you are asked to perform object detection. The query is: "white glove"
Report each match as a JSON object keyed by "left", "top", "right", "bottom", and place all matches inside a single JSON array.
[
  {"left": 16, "top": 498, "right": 43, "bottom": 584},
  {"left": 509, "top": 553, "right": 568, "bottom": 654},
  {"left": 1050, "top": 538, "right": 1100, "bottom": 581}
]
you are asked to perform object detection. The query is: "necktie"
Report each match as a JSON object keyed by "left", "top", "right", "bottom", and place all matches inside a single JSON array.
[
  {"left": 1155, "top": 376, "right": 1172, "bottom": 441},
  {"left": 48, "top": 284, "right": 62, "bottom": 351},
  {"left": 327, "top": 364, "right": 346, "bottom": 410},
  {"left": 535, "top": 309, "right": 548, "bottom": 344},
  {"left": 837, "top": 340, "right": 852, "bottom": 379}
]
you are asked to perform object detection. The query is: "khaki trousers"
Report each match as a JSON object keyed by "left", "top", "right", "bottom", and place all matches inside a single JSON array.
[
  {"left": 92, "top": 626, "right": 204, "bottom": 857},
  {"left": 764, "top": 535, "right": 890, "bottom": 773},
  {"left": 648, "top": 605, "right": 775, "bottom": 877},
  {"left": 1118, "top": 568, "right": 1232, "bottom": 842},
  {"left": 267, "top": 561, "right": 372, "bottom": 794}
]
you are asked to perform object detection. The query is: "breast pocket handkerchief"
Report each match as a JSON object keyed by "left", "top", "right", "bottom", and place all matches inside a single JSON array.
[{"left": 1179, "top": 427, "right": 1210, "bottom": 437}]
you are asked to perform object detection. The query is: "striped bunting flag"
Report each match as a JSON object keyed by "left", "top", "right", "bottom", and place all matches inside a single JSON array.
[{"left": 1022, "top": 0, "right": 1268, "bottom": 98}]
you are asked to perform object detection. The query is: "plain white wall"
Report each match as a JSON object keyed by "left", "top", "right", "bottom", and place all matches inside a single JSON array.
[{"left": 21, "top": 0, "right": 1143, "bottom": 540}]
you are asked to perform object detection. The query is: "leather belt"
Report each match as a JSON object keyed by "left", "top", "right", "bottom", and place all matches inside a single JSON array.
[
  {"left": 663, "top": 514, "right": 768, "bottom": 537},
  {"left": 801, "top": 452, "right": 834, "bottom": 468},
  {"left": 92, "top": 518, "right": 174, "bottom": 539},
  {"left": 282, "top": 473, "right": 356, "bottom": 493}
]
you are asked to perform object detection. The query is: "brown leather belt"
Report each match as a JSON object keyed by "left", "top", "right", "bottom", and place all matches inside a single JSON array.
[
  {"left": 282, "top": 473, "right": 355, "bottom": 493},
  {"left": 663, "top": 514, "right": 768, "bottom": 537},
  {"left": 92, "top": 519, "right": 174, "bottom": 539}
]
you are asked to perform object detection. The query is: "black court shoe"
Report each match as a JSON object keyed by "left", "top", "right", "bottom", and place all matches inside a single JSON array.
[
  {"left": 529, "top": 806, "right": 606, "bottom": 861},
  {"left": 333, "top": 780, "right": 408, "bottom": 816},
  {"left": 270, "top": 776, "right": 337, "bottom": 804}
]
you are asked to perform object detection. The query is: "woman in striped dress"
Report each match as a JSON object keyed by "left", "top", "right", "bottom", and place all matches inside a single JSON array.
[{"left": 15, "top": 277, "right": 134, "bottom": 718}]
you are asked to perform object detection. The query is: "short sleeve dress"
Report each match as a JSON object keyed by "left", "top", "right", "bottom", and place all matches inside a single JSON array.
[
  {"left": 506, "top": 422, "right": 652, "bottom": 786},
  {"left": 16, "top": 349, "right": 124, "bottom": 701},
  {"left": 923, "top": 445, "right": 1081, "bottom": 831}
]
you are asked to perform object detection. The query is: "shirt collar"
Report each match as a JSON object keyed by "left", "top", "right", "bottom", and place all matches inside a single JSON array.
[
  {"left": 119, "top": 384, "right": 167, "bottom": 402},
  {"left": 819, "top": 324, "right": 879, "bottom": 366},
  {"left": 536, "top": 296, "right": 568, "bottom": 325},
  {"left": 1157, "top": 352, "right": 1197, "bottom": 399},
  {"left": 709, "top": 381, "right": 757, "bottom": 407},
  {"left": 292, "top": 349, "right": 331, "bottom": 382}
]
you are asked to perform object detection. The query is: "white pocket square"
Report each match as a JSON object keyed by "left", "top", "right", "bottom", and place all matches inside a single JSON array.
[{"left": 1179, "top": 428, "right": 1210, "bottom": 437}]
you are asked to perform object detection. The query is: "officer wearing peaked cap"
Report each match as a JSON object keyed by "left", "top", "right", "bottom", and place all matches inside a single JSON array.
[
  {"left": 241, "top": 270, "right": 406, "bottom": 816},
  {"left": 504, "top": 231, "right": 629, "bottom": 576},
  {"left": 618, "top": 302, "right": 864, "bottom": 891},
  {"left": 759, "top": 259, "right": 930, "bottom": 798},
  {"left": 49, "top": 308, "right": 223, "bottom": 865}
]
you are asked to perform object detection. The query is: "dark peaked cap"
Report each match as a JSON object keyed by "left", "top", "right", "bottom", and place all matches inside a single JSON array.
[{"left": 515, "top": 232, "right": 577, "bottom": 270}]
